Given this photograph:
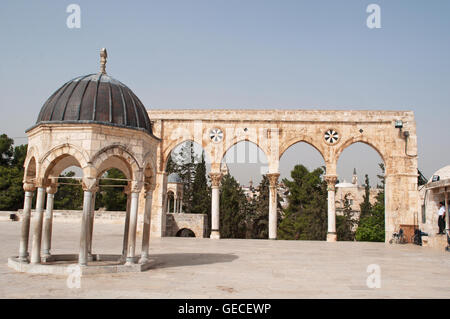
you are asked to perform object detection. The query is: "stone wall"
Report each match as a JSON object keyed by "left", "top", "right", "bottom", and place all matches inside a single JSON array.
[{"left": 165, "top": 213, "right": 208, "bottom": 238}]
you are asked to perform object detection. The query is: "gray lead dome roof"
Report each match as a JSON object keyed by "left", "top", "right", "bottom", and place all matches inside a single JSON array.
[{"left": 36, "top": 73, "right": 152, "bottom": 134}]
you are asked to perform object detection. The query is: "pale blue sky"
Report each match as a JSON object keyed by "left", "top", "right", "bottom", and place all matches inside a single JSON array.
[{"left": 1, "top": 0, "right": 449, "bottom": 185}]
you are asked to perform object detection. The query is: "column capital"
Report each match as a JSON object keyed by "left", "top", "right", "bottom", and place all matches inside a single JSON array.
[
  {"left": 46, "top": 184, "right": 58, "bottom": 195},
  {"left": 266, "top": 173, "right": 280, "bottom": 187},
  {"left": 324, "top": 175, "right": 338, "bottom": 191},
  {"left": 130, "top": 180, "right": 143, "bottom": 193},
  {"left": 209, "top": 172, "right": 223, "bottom": 187},
  {"left": 81, "top": 177, "right": 98, "bottom": 192},
  {"left": 23, "top": 182, "right": 36, "bottom": 193},
  {"left": 35, "top": 177, "right": 49, "bottom": 189},
  {"left": 144, "top": 183, "right": 156, "bottom": 194}
]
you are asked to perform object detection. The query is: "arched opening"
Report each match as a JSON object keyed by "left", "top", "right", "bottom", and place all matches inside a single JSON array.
[
  {"left": 42, "top": 155, "right": 84, "bottom": 255},
  {"left": 165, "top": 141, "right": 211, "bottom": 216},
  {"left": 336, "top": 142, "right": 386, "bottom": 242},
  {"left": 166, "top": 191, "right": 175, "bottom": 213},
  {"left": 176, "top": 228, "right": 196, "bottom": 237},
  {"left": 277, "top": 142, "right": 327, "bottom": 241},
  {"left": 220, "top": 141, "right": 269, "bottom": 239}
]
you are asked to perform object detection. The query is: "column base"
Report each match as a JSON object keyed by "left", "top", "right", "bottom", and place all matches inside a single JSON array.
[
  {"left": 327, "top": 232, "right": 337, "bottom": 242},
  {"left": 18, "top": 256, "right": 29, "bottom": 263},
  {"left": 87, "top": 253, "right": 94, "bottom": 262},
  {"left": 210, "top": 230, "right": 220, "bottom": 239},
  {"left": 126, "top": 256, "right": 138, "bottom": 265},
  {"left": 138, "top": 255, "right": 149, "bottom": 264}
]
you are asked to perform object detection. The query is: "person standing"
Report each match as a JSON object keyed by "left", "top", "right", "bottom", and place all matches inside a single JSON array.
[{"left": 437, "top": 202, "right": 446, "bottom": 234}]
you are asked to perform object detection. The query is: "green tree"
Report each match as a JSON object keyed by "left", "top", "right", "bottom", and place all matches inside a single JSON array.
[
  {"left": 359, "top": 174, "right": 372, "bottom": 221},
  {"left": 0, "top": 135, "right": 27, "bottom": 211},
  {"left": 0, "top": 134, "right": 14, "bottom": 166},
  {"left": 219, "top": 174, "right": 248, "bottom": 238},
  {"left": 355, "top": 164, "right": 385, "bottom": 242},
  {"left": 191, "top": 153, "right": 211, "bottom": 211},
  {"left": 167, "top": 141, "right": 200, "bottom": 214},
  {"left": 278, "top": 165, "right": 328, "bottom": 240},
  {"left": 54, "top": 171, "right": 83, "bottom": 210},
  {"left": 99, "top": 168, "right": 128, "bottom": 211},
  {"left": 336, "top": 194, "right": 356, "bottom": 241}
]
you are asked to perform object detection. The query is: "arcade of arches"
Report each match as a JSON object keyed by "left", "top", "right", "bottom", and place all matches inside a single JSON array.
[
  {"left": 150, "top": 109, "right": 418, "bottom": 244},
  {"left": 11, "top": 50, "right": 419, "bottom": 273}
]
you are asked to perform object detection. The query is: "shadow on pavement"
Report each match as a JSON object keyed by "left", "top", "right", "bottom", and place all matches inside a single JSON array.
[{"left": 150, "top": 253, "right": 238, "bottom": 269}]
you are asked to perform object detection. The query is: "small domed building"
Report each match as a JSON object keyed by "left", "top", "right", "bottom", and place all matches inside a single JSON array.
[
  {"left": 10, "top": 49, "right": 159, "bottom": 273},
  {"left": 420, "top": 165, "right": 450, "bottom": 249},
  {"left": 166, "top": 173, "right": 183, "bottom": 214}
]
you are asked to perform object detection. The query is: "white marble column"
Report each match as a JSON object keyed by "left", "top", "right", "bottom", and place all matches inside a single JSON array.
[
  {"left": 78, "top": 190, "right": 92, "bottom": 265},
  {"left": 18, "top": 183, "right": 35, "bottom": 262},
  {"left": 42, "top": 184, "right": 57, "bottom": 258},
  {"left": 87, "top": 187, "right": 98, "bottom": 261},
  {"left": 179, "top": 198, "right": 183, "bottom": 213},
  {"left": 122, "top": 185, "right": 131, "bottom": 258},
  {"left": 139, "top": 186, "right": 154, "bottom": 264},
  {"left": 267, "top": 173, "right": 280, "bottom": 240},
  {"left": 209, "top": 173, "right": 222, "bottom": 239},
  {"left": 173, "top": 196, "right": 178, "bottom": 214},
  {"left": 325, "top": 175, "right": 338, "bottom": 242},
  {"left": 126, "top": 181, "right": 142, "bottom": 264},
  {"left": 30, "top": 186, "right": 46, "bottom": 264}
]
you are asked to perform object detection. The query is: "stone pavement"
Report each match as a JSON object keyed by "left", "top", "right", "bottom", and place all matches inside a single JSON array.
[{"left": 0, "top": 221, "right": 449, "bottom": 298}]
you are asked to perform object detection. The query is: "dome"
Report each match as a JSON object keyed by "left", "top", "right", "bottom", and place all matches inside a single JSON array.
[
  {"left": 428, "top": 165, "right": 450, "bottom": 183},
  {"left": 168, "top": 173, "right": 181, "bottom": 183},
  {"left": 335, "top": 179, "right": 357, "bottom": 188},
  {"left": 34, "top": 49, "right": 152, "bottom": 134}
]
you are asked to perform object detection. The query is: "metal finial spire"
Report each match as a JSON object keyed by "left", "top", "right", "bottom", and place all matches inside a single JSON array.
[{"left": 100, "top": 48, "right": 107, "bottom": 74}]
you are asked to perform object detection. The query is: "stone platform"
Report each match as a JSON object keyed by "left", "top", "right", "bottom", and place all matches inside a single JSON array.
[
  {"left": 1, "top": 221, "right": 449, "bottom": 298},
  {"left": 8, "top": 254, "right": 154, "bottom": 275}
]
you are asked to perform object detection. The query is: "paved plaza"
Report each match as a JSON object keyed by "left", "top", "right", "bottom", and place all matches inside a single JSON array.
[{"left": 0, "top": 220, "right": 449, "bottom": 299}]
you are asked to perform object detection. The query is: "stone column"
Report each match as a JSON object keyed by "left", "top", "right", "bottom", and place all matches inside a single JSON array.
[
  {"left": 179, "top": 198, "right": 183, "bottom": 213},
  {"left": 18, "top": 183, "right": 35, "bottom": 262},
  {"left": 87, "top": 187, "right": 98, "bottom": 261},
  {"left": 126, "top": 181, "right": 142, "bottom": 264},
  {"left": 30, "top": 186, "right": 46, "bottom": 264},
  {"left": 173, "top": 195, "right": 178, "bottom": 214},
  {"left": 267, "top": 173, "right": 280, "bottom": 240},
  {"left": 325, "top": 175, "right": 338, "bottom": 242},
  {"left": 150, "top": 171, "right": 168, "bottom": 238},
  {"left": 42, "top": 183, "right": 58, "bottom": 258},
  {"left": 139, "top": 185, "right": 155, "bottom": 264},
  {"left": 78, "top": 177, "right": 96, "bottom": 266},
  {"left": 210, "top": 172, "right": 222, "bottom": 239},
  {"left": 122, "top": 184, "right": 131, "bottom": 258}
]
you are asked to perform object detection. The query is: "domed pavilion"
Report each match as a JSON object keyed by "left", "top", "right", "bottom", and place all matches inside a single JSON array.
[{"left": 9, "top": 49, "right": 159, "bottom": 274}]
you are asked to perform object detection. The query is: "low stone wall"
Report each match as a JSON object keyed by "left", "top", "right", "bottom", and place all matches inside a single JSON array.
[
  {"left": 166, "top": 213, "right": 208, "bottom": 238},
  {"left": 9, "top": 210, "right": 126, "bottom": 224},
  {"left": 422, "top": 234, "right": 448, "bottom": 250}
]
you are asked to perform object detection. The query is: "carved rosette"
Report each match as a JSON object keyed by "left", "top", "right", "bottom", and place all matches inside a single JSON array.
[
  {"left": 209, "top": 173, "right": 223, "bottom": 187},
  {"left": 266, "top": 173, "right": 280, "bottom": 188},
  {"left": 324, "top": 175, "right": 338, "bottom": 191}
]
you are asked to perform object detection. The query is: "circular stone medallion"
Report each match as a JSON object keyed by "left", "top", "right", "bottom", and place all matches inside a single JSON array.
[
  {"left": 209, "top": 128, "right": 223, "bottom": 143},
  {"left": 324, "top": 129, "right": 339, "bottom": 144}
]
